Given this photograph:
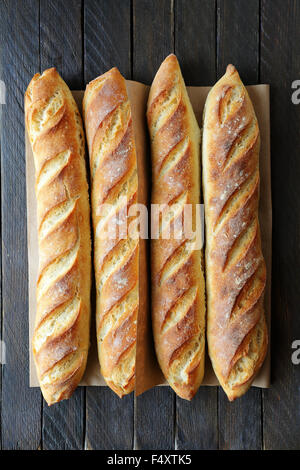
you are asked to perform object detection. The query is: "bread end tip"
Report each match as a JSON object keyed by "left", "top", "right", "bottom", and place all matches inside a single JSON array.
[
  {"left": 226, "top": 64, "right": 237, "bottom": 75},
  {"left": 164, "top": 53, "right": 179, "bottom": 65}
]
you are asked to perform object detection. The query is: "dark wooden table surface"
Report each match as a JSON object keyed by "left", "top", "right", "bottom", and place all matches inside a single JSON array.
[{"left": 0, "top": 0, "right": 299, "bottom": 450}]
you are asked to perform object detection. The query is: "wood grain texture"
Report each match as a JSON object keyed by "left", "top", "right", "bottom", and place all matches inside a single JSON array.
[
  {"left": 85, "top": 390, "right": 134, "bottom": 450},
  {"left": 175, "top": 0, "right": 216, "bottom": 85},
  {"left": 174, "top": 0, "right": 218, "bottom": 450},
  {"left": 217, "top": 0, "right": 259, "bottom": 83},
  {"left": 216, "top": 0, "right": 262, "bottom": 450},
  {"left": 135, "top": 389, "right": 175, "bottom": 450},
  {"left": 84, "top": 0, "right": 134, "bottom": 450},
  {"left": 176, "top": 388, "right": 218, "bottom": 450},
  {"left": 133, "top": 0, "right": 175, "bottom": 450},
  {"left": 0, "top": 0, "right": 42, "bottom": 449},
  {"left": 40, "top": 0, "right": 83, "bottom": 88},
  {"left": 43, "top": 388, "right": 85, "bottom": 450},
  {"left": 260, "top": 0, "right": 300, "bottom": 450},
  {"left": 84, "top": 0, "right": 131, "bottom": 83},
  {"left": 133, "top": 0, "right": 174, "bottom": 84},
  {"left": 39, "top": 0, "right": 85, "bottom": 449},
  {"left": 218, "top": 388, "right": 262, "bottom": 449}
]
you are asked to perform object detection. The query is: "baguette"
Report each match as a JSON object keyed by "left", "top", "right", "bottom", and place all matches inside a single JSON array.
[
  {"left": 83, "top": 68, "right": 142, "bottom": 397},
  {"left": 147, "top": 54, "right": 206, "bottom": 400},
  {"left": 202, "top": 65, "right": 268, "bottom": 401},
  {"left": 25, "top": 68, "right": 91, "bottom": 405}
]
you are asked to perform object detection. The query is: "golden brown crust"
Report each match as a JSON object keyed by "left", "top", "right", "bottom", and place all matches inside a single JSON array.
[
  {"left": 203, "top": 64, "right": 268, "bottom": 401},
  {"left": 83, "top": 68, "right": 139, "bottom": 397},
  {"left": 147, "top": 54, "right": 206, "bottom": 400},
  {"left": 25, "top": 68, "right": 91, "bottom": 405}
]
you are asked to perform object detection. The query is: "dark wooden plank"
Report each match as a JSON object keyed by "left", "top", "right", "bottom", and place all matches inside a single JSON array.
[
  {"left": 260, "top": 0, "right": 300, "bottom": 450},
  {"left": 135, "top": 388, "right": 175, "bottom": 450},
  {"left": 0, "top": 0, "right": 42, "bottom": 449},
  {"left": 176, "top": 388, "right": 218, "bottom": 450},
  {"left": 85, "top": 390, "right": 134, "bottom": 450},
  {"left": 217, "top": 0, "right": 259, "bottom": 83},
  {"left": 133, "top": 0, "right": 174, "bottom": 84},
  {"left": 42, "top": 388, "right": 85, "bottom": 450},
  {"left": 175, "top": 0, "right": 216, "bottom": 85},
  {"left": 174, "top": 0, "right": 219, "bottom": 451},
  {"left": 217, "top": 0, "right": 262, "bottom": 450},
  {"left": 84, "top": 0, "right": 134, "bottom": 450},
  {"left": 133, "top": 0, "right": 175, "bottom": 450},
  {"left": 40, "top": 0, "right": 83, "bottom": 88},
  {"left": 84, "top": 0, "right": 131, "bottom": 83},
  {"left": 39, "top": 0, "right": 85, "bottom": 450},
  {"left": 219, "top": 388, "right": 262, "bottom": 450}
]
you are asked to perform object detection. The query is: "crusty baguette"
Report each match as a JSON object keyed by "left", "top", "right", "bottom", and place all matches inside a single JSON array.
[
  {"left": 147, "top": 54, "right": 206, "bottom": 400},
  {"left": 83, "top": 68, "right": 141, "bottom": 397},
  {"left": 202, "top": 65, "right": 268, "bottom": 401},
  {"left": 25, "top": 68, "right": 91, "bottom": 405}
]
